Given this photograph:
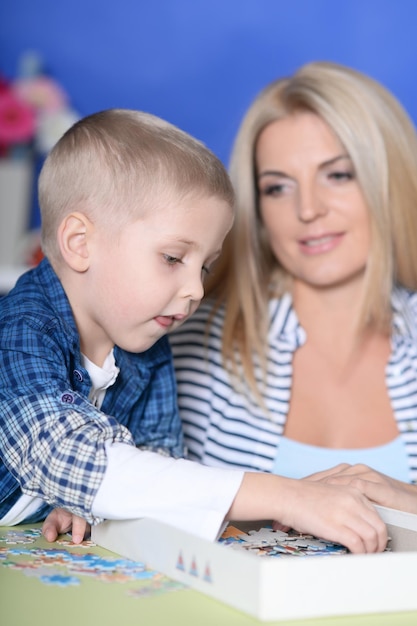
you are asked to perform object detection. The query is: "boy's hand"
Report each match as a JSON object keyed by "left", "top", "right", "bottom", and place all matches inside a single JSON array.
[
  {"left": 228, "top": 472, "right": 388, "bottom": 554},
  {"left": 306, "top": 463, "right": 417, "bottom": 515},
  {"left": 42, "top": 508, "right": 90, "bottom": 544},
  {"left": 278, "top": 478, "right": 388, "bottom": 553}
]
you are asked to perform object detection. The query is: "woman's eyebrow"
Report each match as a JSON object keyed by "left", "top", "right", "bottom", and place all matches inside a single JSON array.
[
  {"left": 319, "top": 154, "right": 351, "bottom": 169},
  {"left": 257, "top": 154, "right": 352, "bottom": 181},
  {"left": 257, "top": 169, "right": 287, "bottom": 180}
]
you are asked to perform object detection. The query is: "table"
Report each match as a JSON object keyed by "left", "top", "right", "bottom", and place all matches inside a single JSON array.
[{"left": 1, "top": 524, "right": 416, "bottom": 626}]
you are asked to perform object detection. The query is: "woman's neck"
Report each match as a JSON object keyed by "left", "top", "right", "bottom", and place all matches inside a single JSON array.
[{"left": 291, "top": 278, "right": 373, "bottom": 357}]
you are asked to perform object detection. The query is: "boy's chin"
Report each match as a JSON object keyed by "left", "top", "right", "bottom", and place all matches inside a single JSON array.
[{"left": 124, "top": 334, "right": 167, "bottom": 354}]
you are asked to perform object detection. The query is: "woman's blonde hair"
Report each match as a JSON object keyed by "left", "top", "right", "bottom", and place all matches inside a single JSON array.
[
  {"left": 39, "top": 108, "right": 234, "bottom": 261},
  {"left": 206, "top": 60, "right": 417, "bottom": 398}
]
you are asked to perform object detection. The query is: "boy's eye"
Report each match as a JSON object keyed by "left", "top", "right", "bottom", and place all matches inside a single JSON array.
[{"left": 164, "top": 254, "right": 181, "bottom": 265}]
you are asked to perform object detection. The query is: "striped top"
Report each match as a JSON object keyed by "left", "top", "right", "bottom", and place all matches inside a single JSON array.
[{"left": 170, "top": 287, "right": 417, "bottom": 483}]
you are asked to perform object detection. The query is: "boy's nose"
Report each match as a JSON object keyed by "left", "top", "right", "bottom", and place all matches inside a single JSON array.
[{"left": 180, "top": 272, "right": 204, "bottom": 303}]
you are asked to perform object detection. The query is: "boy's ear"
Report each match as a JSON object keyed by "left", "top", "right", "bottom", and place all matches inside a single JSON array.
[{"left": 57, "top": 212, "right": 94, "bottom": 272}]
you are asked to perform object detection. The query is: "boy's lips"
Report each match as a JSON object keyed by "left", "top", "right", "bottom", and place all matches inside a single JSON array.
[
  {"left": 154, "top": 315, "right": 175, "bottom": 328},
  {"left": 154, "top": 313, "right": 187, "bottom": 328}
]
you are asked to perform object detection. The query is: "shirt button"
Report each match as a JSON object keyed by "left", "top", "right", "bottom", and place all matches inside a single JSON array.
[
  {"left": 73, "top": 369, "right": 83, "bottom": 382},
  {"left": 61, "top": 393, "right": 74, "bottom": 403}
]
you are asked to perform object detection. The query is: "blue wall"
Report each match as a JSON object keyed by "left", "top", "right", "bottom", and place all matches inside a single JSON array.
[{"left": 1, "top": 0, "right": 416, "bottom": 168}]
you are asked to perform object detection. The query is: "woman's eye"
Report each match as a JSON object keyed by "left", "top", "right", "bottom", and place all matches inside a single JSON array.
[
  {"left": 329, "top": 171, "right": 354, "bottom": 181},
  {"left": 259, "top": 183, "right": 285, "bottom": 197}
]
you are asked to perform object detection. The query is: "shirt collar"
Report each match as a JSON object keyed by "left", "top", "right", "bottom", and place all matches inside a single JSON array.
[
  {"left": 391, "top": 286, "right": 416, "bottom": 338},
  {"left": 267, "top": 286, "right": 415, "bottom": 346},
  {"left": 268, "top": 292, "right": 306, "bottom": 349}
]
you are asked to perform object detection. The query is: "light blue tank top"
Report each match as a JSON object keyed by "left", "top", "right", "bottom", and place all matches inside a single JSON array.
[{"left": 272, "top": 435, "right": 409, "bottom": 482}]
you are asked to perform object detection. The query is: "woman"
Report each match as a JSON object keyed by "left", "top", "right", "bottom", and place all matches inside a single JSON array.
[{"left": 170, "top": 61, "right": 417, "bottom": 511}]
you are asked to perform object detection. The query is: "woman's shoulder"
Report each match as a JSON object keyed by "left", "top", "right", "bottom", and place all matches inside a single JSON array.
[{"left": 392, "top": 285, "right": 417, "bottom": 337}]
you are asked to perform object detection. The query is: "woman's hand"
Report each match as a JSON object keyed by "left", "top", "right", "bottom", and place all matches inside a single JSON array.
[
  {"left": 42, "top": 508, "right": 90, "bottom": 544},
  {"left": 306, "top": 463, "right": 417, "bottom": 514}
]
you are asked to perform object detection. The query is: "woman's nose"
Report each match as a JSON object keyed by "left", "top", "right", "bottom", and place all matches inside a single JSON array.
[{"left": 296, "top": 185, "right": 328, "bottom": 222}]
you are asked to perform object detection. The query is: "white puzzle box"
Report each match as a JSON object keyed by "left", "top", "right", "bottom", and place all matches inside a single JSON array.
[{"left": 92, "top": 505, "right": 417, "bottom": 621}]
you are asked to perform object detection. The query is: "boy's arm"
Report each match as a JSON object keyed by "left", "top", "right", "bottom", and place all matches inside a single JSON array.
[
  {"left": 0, "top": 313, "right": 134, "bottom": 523},
  {"left": 86, "top": 442, "right": 387, "bottom": 553},
  {"left": 0, "top": 318, "right": 184, "bottom": 526},
  {"left": 43, "top": 460, "right": 387, "bottom": 554},
  {"left": 0, "top": 389, "right": 133, "bottom": 522}
]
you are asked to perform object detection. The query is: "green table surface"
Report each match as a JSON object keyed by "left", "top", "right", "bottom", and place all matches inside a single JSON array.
[{"left": 1, "top": 524, "right": 417, "bottom": 626}]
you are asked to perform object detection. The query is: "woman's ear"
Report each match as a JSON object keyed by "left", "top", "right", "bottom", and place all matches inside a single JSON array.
[{"left": 57, "top": 212, "right": 93, "bottom": 272}]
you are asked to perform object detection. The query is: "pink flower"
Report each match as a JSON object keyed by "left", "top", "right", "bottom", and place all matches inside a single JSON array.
[
  {"left": 0, "top": 75, "right": 10, "bottom": 95},
  {"left": 0, "top": 90, "right": 36, "bottom": 144}
]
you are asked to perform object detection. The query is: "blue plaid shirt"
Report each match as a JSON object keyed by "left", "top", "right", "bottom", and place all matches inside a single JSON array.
[{"left": 0, "top": 258, "right": 184, "bottom": 523}]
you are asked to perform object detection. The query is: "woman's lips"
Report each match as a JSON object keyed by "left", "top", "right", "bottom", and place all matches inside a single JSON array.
[{"left": 299, "top": 233, "right": 344, "bottom": 255}]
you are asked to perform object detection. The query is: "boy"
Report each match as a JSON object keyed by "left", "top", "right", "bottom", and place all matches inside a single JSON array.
[{"left": 0, "top": 109, "right": 386, "bottom": 553}]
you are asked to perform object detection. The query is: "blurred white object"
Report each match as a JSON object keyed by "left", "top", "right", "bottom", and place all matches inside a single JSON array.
[
  {"left": 0, "top": 264, "right": 27, "bottom": 294},
  {"left": 0, "top": 158, "right": 33, "bottom": 266},
  {"left": 36, "top": 107, "right": 79, "bottom": 154}
]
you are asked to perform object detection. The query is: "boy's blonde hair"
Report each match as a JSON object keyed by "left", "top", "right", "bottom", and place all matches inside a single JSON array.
[
  {"left": 39, "top": 109, "right": 234, "bottom": 261},
  {"left": 206, "top": 61, "right": 417, "bottom": 399}
]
